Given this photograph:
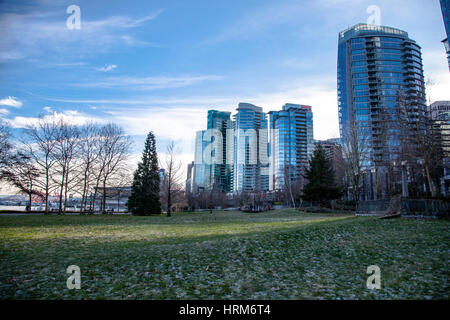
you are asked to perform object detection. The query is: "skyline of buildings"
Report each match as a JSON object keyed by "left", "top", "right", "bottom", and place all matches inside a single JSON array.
[
  {"left": 189, "top": 102, "right": 314, "bottom": 194},
  {"left": 1, "top": 2, "right": 448, "bottom": 199},
  {"left": 187, "top": 20, "right": 449, "bottom": 198}
]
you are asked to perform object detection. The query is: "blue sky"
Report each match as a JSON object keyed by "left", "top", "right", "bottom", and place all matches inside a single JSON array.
[{"left": 0, "top": 0, "right": 449, "bottom": 172}]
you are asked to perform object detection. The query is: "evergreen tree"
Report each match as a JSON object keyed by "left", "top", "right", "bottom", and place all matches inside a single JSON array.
[
  {"left": 127, "top": 131, "right": 161, "bottom": 215},
  {"left": 302, "top": 144, "right": 343, "bottom": 206}
]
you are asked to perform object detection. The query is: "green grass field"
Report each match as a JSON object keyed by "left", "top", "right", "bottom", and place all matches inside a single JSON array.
[{"left": 0, "top": 209, "right": 448, "bottom": 299}]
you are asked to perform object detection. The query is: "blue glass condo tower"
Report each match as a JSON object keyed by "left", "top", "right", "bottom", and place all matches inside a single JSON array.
[
  {"left": 268, "top": 104, "right": 314, "bottom": 191},
  {"left": 337, "top": 23, "right": 426, "bottom": 168},
  {"left": 233, "top": 103, "right": 269, "bottom": 192},
  {"left": 441, "top": 0, "right": 450, "bottom": 40},
  {"left": 207, "top": 110, "right": 233, "bottom": 192},
  {"left": 440, "top": 0, "right": 450, "bottom": 70}
]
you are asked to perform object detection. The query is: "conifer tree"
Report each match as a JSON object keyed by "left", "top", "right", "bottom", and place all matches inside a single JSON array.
[
  {"left": 302, "top": 144, "right": 343, "bottom": 206},
  {"left": 127, "top": 131, "right": 161, "bottom": 215}
]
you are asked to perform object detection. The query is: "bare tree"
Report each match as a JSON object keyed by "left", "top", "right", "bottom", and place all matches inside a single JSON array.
[
  {"left": 2, "top": 118, "right": 134, "bottom": 214},
  {"left": 77, "top": 123, "right": 101, "bottom": 213},
  {"left": 0, "top": 122, "right": 42, "bottom": 206},
  {"left": 0, "top": 122, "right": 14, "bottom": 177},
  {"left": 22, "top": 115, "right": 59, "bottom": 213},
  {"left": 341, "top": 120, "right": 372, "bottom": 202},
  {"left": 282, "top": 165, "right": 295, "bottom": 208},
  {"left": 281, "top": 165, "right": 306, "bottom": 208},
  {"left": 92, "top": 123, "right": 132, "bottom": 214},
  {"left": 5, "top": 154, "right": 42, "bottom": 211},
  {"left": 52, "top": 120, "right": 80, "bottom": 213},
  {"left": 161, "top": 141, "right": 183, "bottom": 217},
  {"left": 233, "top": 191, "right": 252, "bottom": 209},
  {"left": 396, "top": 90, "right": 443, "bottom": 197}
]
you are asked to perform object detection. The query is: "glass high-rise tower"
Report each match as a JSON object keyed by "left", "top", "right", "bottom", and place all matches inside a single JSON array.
[
  {"left": 440, "top": 0, "right": 450, "bottom": 71},
  {"left": 233, "top": 103, "right": 269, "bottom": 192},
  {"left": 268, "top": 104, "right": 314, "bottom": 191},
  {"left": 207, "top": 110, "right": 233, "bottom": 192},
  {"left": 192, "top": 130, "right": 208, "bottom": 193},
  {"left": 338, "top": 23, "right": 426, "bottom": 169}
]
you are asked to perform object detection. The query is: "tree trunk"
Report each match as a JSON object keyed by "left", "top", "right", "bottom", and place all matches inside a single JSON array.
[
  {"left": 45, "top": 165, "right": 49, "bottom": 214},
  {"left": 424, "top": 162, "right": 436, "bottom": 197},
  {"left": 167, "top": 185, "right": 171, "bottom": 217},
  {"left": 80, "top": 173, "right": 87, "bottom": 214},
  {"left": 102, "top": 179, "right": 107, "bottom": 214},
  {"left": 59, "top": 167, "right": 65, "bottom": 214},
  {"left": 64, "top": 164, "right": 70, "bottom": 212},
  {"left": 92, "top": 170, "right": 103, "bottom": 213},
  {"left": 28, "top": 180, "right": 32, "bottom": 212}
]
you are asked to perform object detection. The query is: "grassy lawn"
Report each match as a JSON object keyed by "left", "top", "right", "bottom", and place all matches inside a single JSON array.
[{"left": 0, "top": 209, "right": 448, "bottom": 300}]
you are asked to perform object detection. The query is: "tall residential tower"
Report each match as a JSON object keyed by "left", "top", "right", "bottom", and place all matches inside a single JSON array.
[
  {"left": 338, "top": 23, "right": 426, "bottom": 169},
  {"left": 233, "top": 103, "right": 269, "bottom": 192},
  {"left": 440, "top": 0, "right": 450, "bottom": 71},
  {"left": 192, "top": 130, "right": 208, "bottom": 193},
  {"left": 268, "top": 104, "right": 314, "bottom": 191},
  {"left": 207, "top": 110, "right": 233, "bottom": 192}
]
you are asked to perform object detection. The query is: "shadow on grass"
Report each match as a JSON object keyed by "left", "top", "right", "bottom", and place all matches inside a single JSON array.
[
  {"left": 0, "top": 216, "right": 358, "bottom": 251},
  {"left": 1, "top": 216, "right": 448, "bottom": 300},
  {"left": 0, "top": 209, "right": 354, "bottom": 228}
]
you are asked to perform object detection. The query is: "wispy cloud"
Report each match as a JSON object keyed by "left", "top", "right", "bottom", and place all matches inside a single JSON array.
[
  {"left": 0, "top": 9, "right": 164, "bottom": 62},
  {"left": 96, "top": 64, "right": 117, "bottom": 72},
  {"left": 37, "top": 61, "right": 86, "bottom": 68},
  {"left": 76, "top": 75, "right": 223, "bottom": 90},
  {"left": 204, "top": 2, "right": 306, "bottom": 44},
  {"left": 30, "top": 93, "right": 237, "bottom": 107},
  {"left": 0, "top": 96, "right": 23, "bottom": 108},
  {"left": 82, "top": 10, "right": 164, "bottom": 29}
]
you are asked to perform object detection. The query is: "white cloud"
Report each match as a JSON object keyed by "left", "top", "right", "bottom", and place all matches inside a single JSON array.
[
  {"left": 0, "top": 10, "right": 164, "bottom": 62},
  {"left": 422, "top": 49, "right": 450, "bottom": 103},
  {"left": 0, "top": 96, "right": 23, "bottom": 108},
  {"left": 249, "top": 85, "right": 340, "bottom": 141},
  {"left": 104, "top": 107, "right": 206, "bottom": 142},
  {"left": 76, "top": 75, "right": 223, "bottom": 90},
  {"left": 82, "top": 11, "right": 164, "bottom": 29},
  {"left": 96, "top": 64, "right": 117, "bottom": 72},
  {"left": 39, "top": 61, "right": 85, "bottom": 68},
  {"left": 0, "top": 108, "right": 10, "bottom": 115},
  {"left": 40, "top": 95, "right": 235, "bottom": 106},
  {"left": 7, "top": 110, "right": 104, "bottom": 128}
]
